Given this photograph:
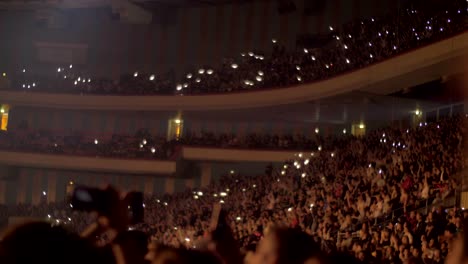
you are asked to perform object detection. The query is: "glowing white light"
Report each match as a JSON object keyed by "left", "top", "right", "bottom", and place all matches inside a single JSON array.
[
  {"left": 82, "top": 79, "right": 85, "bottom": 83},
  {"left": 236, "top": 216, "right": 242, "bottom": 221},
  {"left": 207, "top": 69, "right": 214, "bottom": 75},
  {"left": 198, "top": 69, "right": 205, "bottom": 74},
  {"left": 318, "top": 146, "right": 322, "bottom": 151},
  {"left": 244, "top": 80, "right": 250, "bottom": 85},
  {"left": 248, "top": 52, "right": 254, "bottom": 57},
  {"left": 27, "top": 85, "right": 30, "bottom": 89},
  {"left": 348, "top": 34, "right": 352, "bottom": 38},
  {"left": 315, "top": 128, "right": 319, "bottom": 134},
  {"left": 346, "top": 59, "right": 350, "bottom": 64},
  {"left": 296, "top": 76, "right": 302, "bottom": 82},
  {"left": 151, "top": 147, "right": 156, "bottom": 153},
  {"left": 57, "top": 68, "right": 61, "bottom": 72},
  {"left": 415, "top": 110, "right": 421, "bottom": 116},
  {"left": 186, "top": 73, "right": 193, "bottom": 79},
  {"left": 69, "top": 204, "right": 73, "bottom": 208},
  {"left": 281, "top": 170, "right": 285, "bottom": 175},
  {"left": 369, "top": 164, "right": 372, "bottom": 168},
  {"left": 296, "top": 65, "right": 301, "bottom": 71},
  {"left": 213, "top": 194, "right": 218, "bottom": 197},
  {"left": 256, "top": 76, "right": 263, "bottom": 82},
  {"left": 447, "top": 19, "right": 451, "bottom": 23},
  {"left": 220, "top": 192, "right": 227, "bottom": 197},
  {"left": 311, "top": 56, "right": 316, "bottom": 61},
  {"left": 304, "top": 159, "right": 309, "bottom": 165},
  {"left": 288, "top": 207, "right": 293, "bottom": 212},
  {"left": 325, "top": 64, "right": 329, "bottom": 69},
  {"left": 185, "top": 238, "right": 190, "bottom": 242},
  {"left": 272, "top": 39, "right": 277, "bottom": 43},
  {"left": 369, "top": 42, "right": 372, "bottom": 47},
  {"left": 149, "top": 74, "right": 155, "bottom": 81},
  {"left": 371, "top": 18, "right": 375, "bottom": 22},
  {"left": 195, "top": 78, "right": 201, "bottom": 83},
  {"left": 240, "top": 53, "right": 246, "bottom": 57},
  {"left": 231, "top": 64, "right": 238, "bottom": 69},
  {"left": 69, "top": 64, "right": 73, "bottom": 69},
  {"left": 94, "top": 139, "right": 99, "bottom": 145},
  {"left": 386, "top": 30, "right": 389, "bottom": 34},
  {"left": 0, "top": 109, "right": 3, "bottom": 113},
  {"left": 64, "top": 75, "right": 67, "bottom": 79},
  {"left": 301, "top": 173, "right": 306, "bottom": 178},
  {"left": 369, "top": 54, "right": 373, "bottom": 58},
  {"left": 437, "top": 125, "right": 440, "bottom": 129},
  {"left": 440, "top": 28, "right": 444, "bottom": 32},
  {"left": 88, "top": 78, "right": 91, "bottom": 83},
  {"left": 258, "top": 71, "right": 264, "bottom": 76},
  {"left": 310, "top": 152, "right": 315, "bottom": 156},
  {"left": 336, "top": 36, "right": 340, "bottom": 40},
  {"left": 304, "top": 48, "right": 308, "bottom": 53},
  {"left": 22, "top": 69, "right": 26, "bottom": 73},
  {"left": 331, "top": 153, "right": 335, "bottom": 157},
  {"left": 343, "top": 129, "right": 347, "bottom": 134},
  {"left": 42, "top": 191, "right": 46, "bottom": 196},
  {"left": 194, "top": 195, "right": 199, "bottom": 199},
  {"left": 133, "top": 72, "right": 138, "bottom": 77},
  {"left": 329, "top": 26, "right": 334, "bottom": 31},
  {"left": 252, "top": 184, "right": 256, "bottom": 188},
  {"left": 68, "top": 217, "right": 72, "bottom": 221},
  {"left": 242, "top": 189, "right": 246, "bottom": 192},
  {"left": 164, "top": 202, "right": 168, "bottom": 206},
  {"left": 310, "top": 203, "right": 314, "bottom": 207},
  {"left": 344, "top": 44, "right": 348, "bottom": 49},
  {"left": 393, "top": 46, "right": 397, "bottom": 50},
  {"left": 220, "top": 200, "right": 225, "bottom": 204},
  {"left": 78, "top": 77, "right": 81, "bottom": 81},
  {"left": 32, "top": 83, "right": 36, "bottom": 87},
  {"left": 56, "top": 219, "right": 60, "bottom": 223},
  {"left": 176, "top": 84, "right": 183, "bottom": 91},
  {"left": 139, "top": 144, "right": 143, "bottom": 148}
]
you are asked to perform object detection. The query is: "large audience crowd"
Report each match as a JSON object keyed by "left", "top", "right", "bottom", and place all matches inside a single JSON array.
[
  {"left": 0, "top": 115, "right": 466, "bottom": 264},
  {"left": 2, "top": 0, "right": 466, "bottom": 95},
  {"left": 0, "top": 128, "right": 335, "bottom": 160}
]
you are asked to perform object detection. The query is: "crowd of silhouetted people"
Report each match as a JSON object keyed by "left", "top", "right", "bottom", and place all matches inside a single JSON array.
[
  {"left": 0, "top": 115, "right": 466, "bottom": 264},
  {"left": 0, "top": 128, "right": 346, "bottom": 160},
  {"left": 2, "top": 0, "right": 466, "bottom": 95}
]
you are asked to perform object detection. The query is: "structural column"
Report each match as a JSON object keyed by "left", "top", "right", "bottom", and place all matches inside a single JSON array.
[
  {"left": 200, "top": 163, "right": 212, "bottom": 188},
  {"left": 164, "top": 178, "right": 175, "bottom": 194},
  {"left": 47, "top": 172, "right": 57, "bottom": 204}
]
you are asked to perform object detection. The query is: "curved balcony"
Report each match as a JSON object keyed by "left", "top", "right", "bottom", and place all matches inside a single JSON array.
[{"left": 0, "top": 32, "right": 467, "bottom": 111}]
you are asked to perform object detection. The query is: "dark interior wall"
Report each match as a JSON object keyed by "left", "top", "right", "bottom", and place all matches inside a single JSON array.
[{"left": 0, "top": 0, "right": 397, "bottom": 78}]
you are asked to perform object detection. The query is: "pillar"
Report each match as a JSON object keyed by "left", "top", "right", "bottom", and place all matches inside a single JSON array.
[
  {"left": 185, "top": 179, "right": 194, "bottom": 189},
  {"left": 47, "top": 172, "right": 57, "bottom": 204},
  {"left": 144, "top": 177, "right": 154, "bottom": 195},
  {"left": 16, "top": 171, "right": 27, "bottom": 204},
  {"left": 200, "top": 163, "right": 212, "bottom": 188},
  {"left": 164, "top": 178, "right": 175, "bottom": 194},
  {"left": 0, "top": 180, "right": 5, "bottom": 204},
  {"left": 31, "top": 172, "right": 43, "bottom": 205}
]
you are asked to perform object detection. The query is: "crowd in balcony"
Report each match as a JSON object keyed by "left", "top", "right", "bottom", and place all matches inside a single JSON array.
[
  {"left": 0, "top": 127, "right": 346, "bottom": 160},
  {"left": 2, "top": 0, "right": 466, "bottom": 96},
  {"left": 1, "top": 115, "right": 466, "bottom": 264}
]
